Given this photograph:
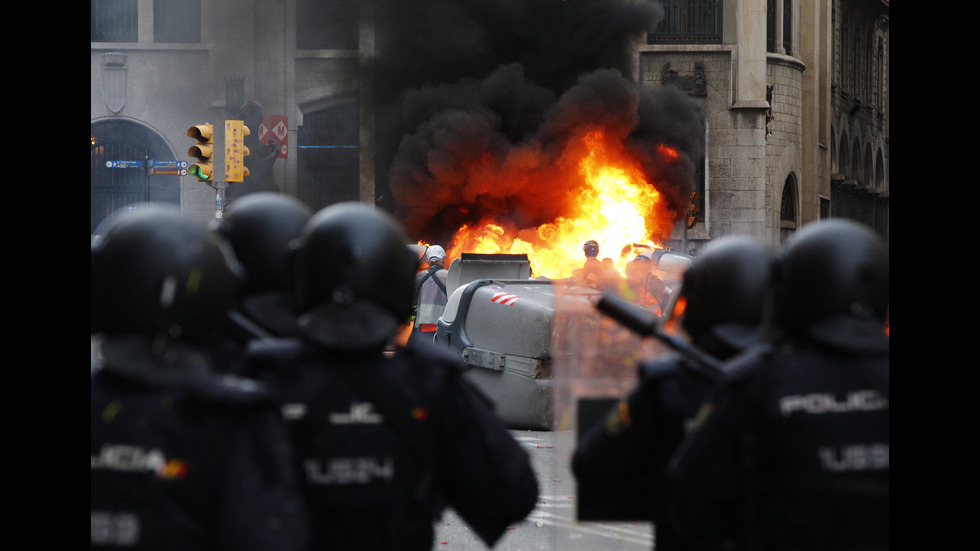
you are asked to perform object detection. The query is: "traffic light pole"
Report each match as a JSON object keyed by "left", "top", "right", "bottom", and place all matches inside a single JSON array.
[
  {"left": 144, "top": 150, "right": 151, "bottom": 202},
  {"left": 206, "top": 181, "right": 231, "bottom": 220}
]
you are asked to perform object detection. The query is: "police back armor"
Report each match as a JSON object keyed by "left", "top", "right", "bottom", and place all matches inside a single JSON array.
[
  {"left": 91, "top": 344, "right": 309, "bottom": 551},
  {"left": 573, "top": 352, "right": 720, "bottom": 551},
  {"left": 667, "top": 333, "right": 889, "bottom": 551},
  {"left": 253, "top": 337, "right": 539, "bottom": 551}
]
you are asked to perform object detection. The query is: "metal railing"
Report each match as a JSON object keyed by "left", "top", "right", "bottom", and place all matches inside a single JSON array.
[{"left": 647, "top": 0, "right": 723, "bottom": 44}]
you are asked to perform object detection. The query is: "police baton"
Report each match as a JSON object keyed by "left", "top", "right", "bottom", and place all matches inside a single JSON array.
[{"left": 593, "top": 292, "right": 725, "bottom": 382}]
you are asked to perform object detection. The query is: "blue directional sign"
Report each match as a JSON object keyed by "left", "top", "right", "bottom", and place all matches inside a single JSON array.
[
  {"left": 105, "top": 160, "right": 144, "bottom": 169},
  {"left": 149, "top": 160, "right": 188, "bottom": 168}
]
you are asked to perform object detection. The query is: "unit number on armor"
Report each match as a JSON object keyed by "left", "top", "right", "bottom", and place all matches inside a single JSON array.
[
  {"left": 304, "top": 456, "right": 395, "bottom": 485},
  {"left": 818, "top": 443, "right": 889, "bottom": 472},
  {"left": 92, "top": 511, "right": 140, "bottom": 545}
]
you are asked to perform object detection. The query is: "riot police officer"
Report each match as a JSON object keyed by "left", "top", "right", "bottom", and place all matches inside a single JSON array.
[
  {"left": 572, "top": 235, "right": 774, "bottom": 551},
  {"left": 264, "top": 202, "right": 539, "bottom": 551},
  {"left": 214, "top": 192, "right": 313, "bottom": 346},
  {"left": 666, "top": 219, "right": 889, "bottom": 551},
  {"left": 91, "top": 204, "right": 309, "bottom": 550}
]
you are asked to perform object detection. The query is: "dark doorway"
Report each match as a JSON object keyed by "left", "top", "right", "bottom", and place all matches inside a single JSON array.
[
  {"left": 296, "top": 102, "right": 360, "bottom": 212},
  {"left": 91, "top": 119, "right": 181, "bottom": 233}
]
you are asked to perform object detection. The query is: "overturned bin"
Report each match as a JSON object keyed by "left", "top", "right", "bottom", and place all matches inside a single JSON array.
[{"left": 434, "top": 254, "right": 648, "bottom": 430}]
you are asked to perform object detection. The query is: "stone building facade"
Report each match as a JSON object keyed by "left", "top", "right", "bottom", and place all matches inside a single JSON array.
[
  {"left": 641, "top": 0, "right": 888, "bottom": 252},
  {"left": 91, "top": 0, "right": 888, "bottom": 248}
]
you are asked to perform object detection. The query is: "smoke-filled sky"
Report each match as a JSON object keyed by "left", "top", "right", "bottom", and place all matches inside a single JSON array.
[{"left": 367, "top": 0, "right": 705, "bottom": 247}]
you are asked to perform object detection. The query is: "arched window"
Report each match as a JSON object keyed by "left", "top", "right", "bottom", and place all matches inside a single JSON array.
[
  {"left": 780, "top": 173, "right": 798, "bottom": 243},
  {"left": 780, "top": 174, "right": 797, "bottom": 223},
  {"left": 863, "top": 143, "right": 873, "bottom": 190},
  {"left": 830, "top": 131, "right": 838, "bottom": 175},
  {"left": 875, "top": 149, "right": 885, "bottom": 191},
  {"left": 851, "top": 138, "right": 862, "bottom": 184},
  {"left": 838, "top": 131, "right": 849, "bottom": 178}
]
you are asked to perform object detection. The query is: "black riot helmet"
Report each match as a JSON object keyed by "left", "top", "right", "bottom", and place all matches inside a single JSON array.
[
  {"left": 214, "top": 192, "right": 312, "bottom": 296},
  {"left": 290, "top": 202, "right": 417, "bottom": 350},
  {"left": 772, "top": 218, "right": 888, "bottom": 335},
  {"left": 91, "top": 204, "right": 243, "bottom": 345},
  {"left": 675, "top": 235, "right": 773, "bottom": 352}
]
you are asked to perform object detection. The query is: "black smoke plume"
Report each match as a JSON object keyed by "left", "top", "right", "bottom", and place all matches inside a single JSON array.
[{"left": 369, "top": 0, "right": 705, "bottom": 246}]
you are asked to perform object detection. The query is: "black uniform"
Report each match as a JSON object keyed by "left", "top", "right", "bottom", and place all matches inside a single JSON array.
[
  {"left": 573, "top": 235, "right": 774, "bottom": 550},
  {"left": 252, "top": 338, "right": 539, "bottom": 551},
  {"left": 666, "top": 317, "right": 889, "bottom": 551},
  {"left": 572, "top": 352, "right": 720, "bottom": 551},
  {"left": 91, "top": 337, "right": 309, "bottom": 551},
  {"left": 212, "top": 192, "right": 313, "bottom": 374}
]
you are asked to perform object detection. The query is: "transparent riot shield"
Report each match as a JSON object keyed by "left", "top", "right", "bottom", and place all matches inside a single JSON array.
[
  {"left": 541, "top": 279, "right": 674, "bottom": 546},
  {"left": 550, "top": 279, "right": 671, "bottom": 433}
]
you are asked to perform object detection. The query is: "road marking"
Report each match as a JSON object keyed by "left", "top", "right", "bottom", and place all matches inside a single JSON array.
[{"left": 527, "top": 510, "right": 653, "bottom": 546}]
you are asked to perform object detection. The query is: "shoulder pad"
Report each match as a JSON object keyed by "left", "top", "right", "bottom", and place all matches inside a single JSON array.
[
  {"left": 245, "top": 337, "right": 307, "bottom": 361},
  {"left": 186, "top": 373, "right": 272, "bottom": 406},
  {"left": 720, "top": 343, "right": 773, "bottom": 383},
  {"left": 638, "top": 355, "right": 681, "bottom": 381}
]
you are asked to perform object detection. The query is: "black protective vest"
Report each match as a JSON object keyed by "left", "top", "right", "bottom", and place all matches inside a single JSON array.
[
  {"left": 91, "top": 356, "right": 308, "bottom": 551},
  {"left": 250, "top": 339, "right": 539, "bottom": 551}
]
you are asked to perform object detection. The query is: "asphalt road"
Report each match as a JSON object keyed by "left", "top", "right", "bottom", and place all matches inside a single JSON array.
[{"left": 433, "top": 429, "right": 653, "bottom": 551}]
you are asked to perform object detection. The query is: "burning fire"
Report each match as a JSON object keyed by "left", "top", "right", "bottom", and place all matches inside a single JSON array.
[{"left": 446, "top": 129, "right": 677, "bottom": 278}]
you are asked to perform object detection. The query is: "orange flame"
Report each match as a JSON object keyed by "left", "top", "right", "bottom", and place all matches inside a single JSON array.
[{"left": 446, "top": 129, "right": 676, "bottom": 278}]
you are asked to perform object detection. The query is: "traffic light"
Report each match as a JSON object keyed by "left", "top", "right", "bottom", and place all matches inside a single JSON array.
[
  {"left": 687, "top": 191, "right": 700, "bottom": 229},
  {"left": 187, "top": 124, "right": 214, "bottom": 181},
  {"left": 224, "top": 120, "right": 250, "bottom": 183}
]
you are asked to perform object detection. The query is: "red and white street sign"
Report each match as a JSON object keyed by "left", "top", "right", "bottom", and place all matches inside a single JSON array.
[{"left": 258, "top": 115, "right": 289, "bottom": 159}]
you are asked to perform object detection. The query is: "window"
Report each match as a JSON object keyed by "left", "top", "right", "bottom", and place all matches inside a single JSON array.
[
  {"left": 779, "top": 174, "right": 798, "bottom": 243},
  {"left": 154, "top": 0, "right": 201, "bottom": 43},
  {"left": 767, "top": 0, "right": 777, "bottom": 52},
  {"left": 782, "top": 0, "right": 793, "bottom": 53},
  {"left": 297, "top": 102, "right": 361, "bottom": 211},
  {"left": 92, "top": 0, "right": 201, "bottom": 43},
  {"left": 766, "top": 0, "right": 793, "bottom": 53},
  {"left": 876, "top": 36, "right": 885, "bottom": 109},
  {"left": 780, "top": 174, "right": 797, "bottom": 223},
  {"left": 297, "top": 0, "right": 359, "bottom": 50},
  {"left": 92, "top": 0, "right": 137, "bottom": 42},
  {"left": 693, "top": 155, "right": 705, "bottom": 224},
  {"left": 648, "top": 0, "right": 722, "bottom": 44}
]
